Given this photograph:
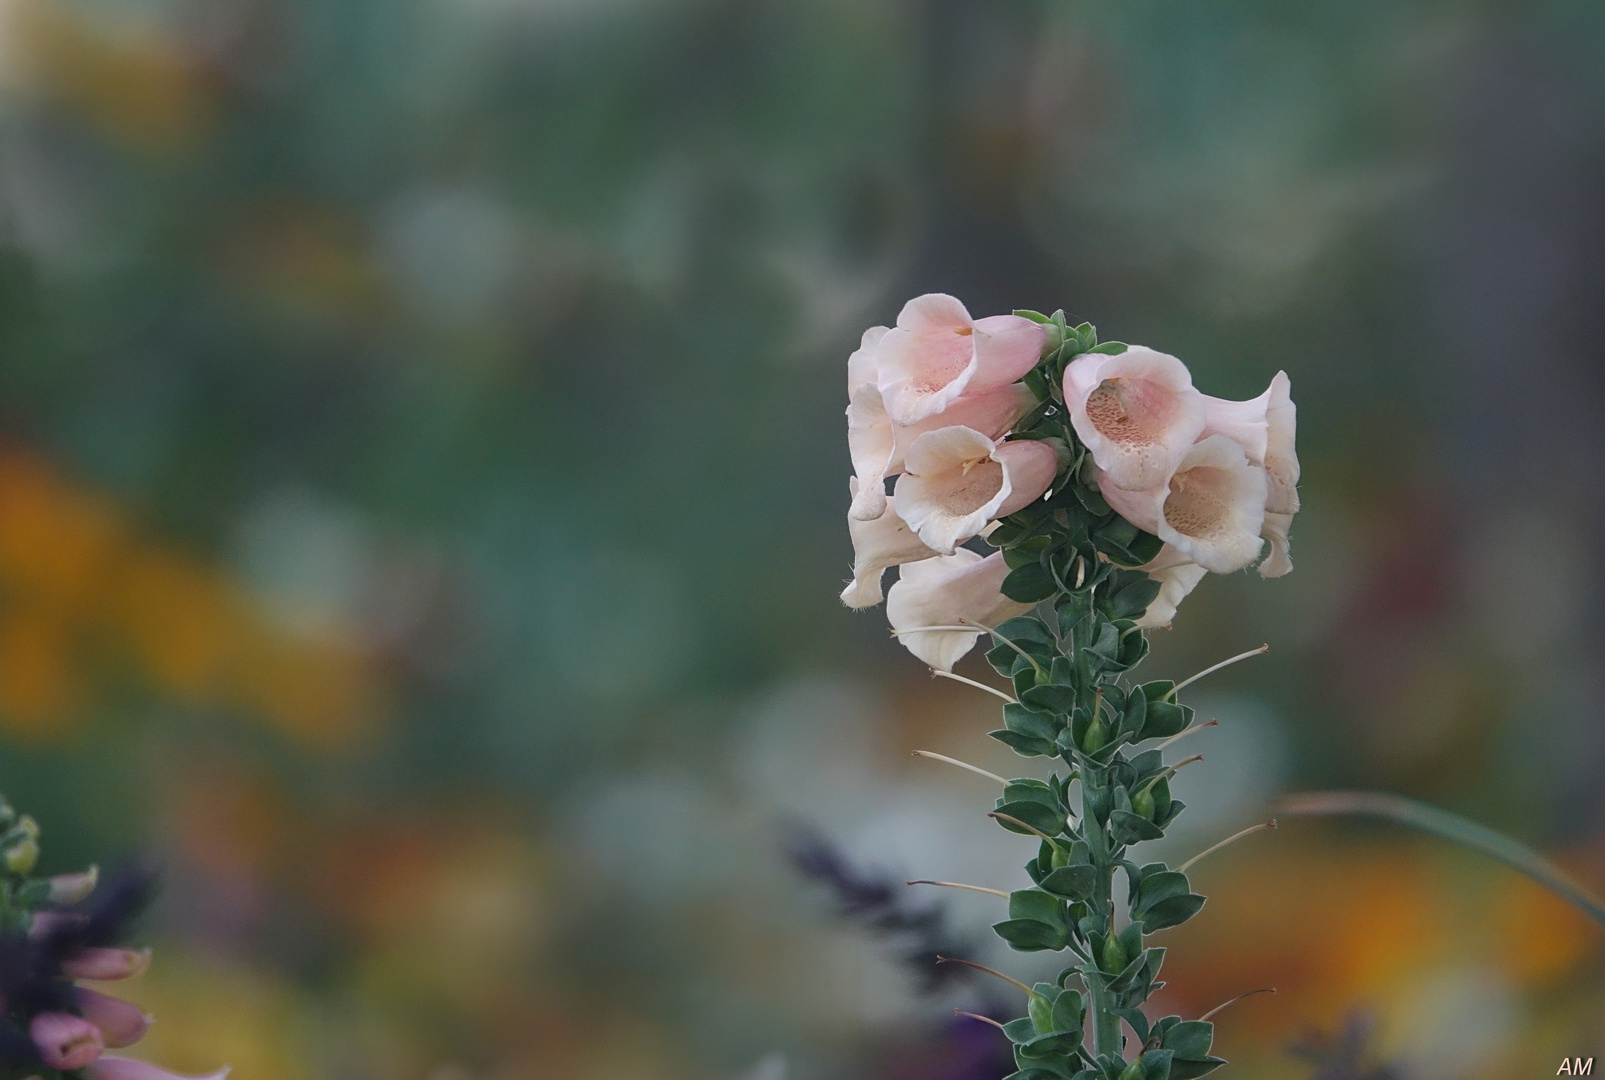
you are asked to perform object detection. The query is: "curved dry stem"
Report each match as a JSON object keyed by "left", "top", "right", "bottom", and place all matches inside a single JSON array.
[
  {"left": 911, "top": 750, "right": 1007, "bottom": 786},
  {"left": 1198, "top": 987, "right": 1276, "bottom": 1023},
  {"left": 954, "top": 1009, "right": 1009, "bottom": 1033},
  {"left": 908, "top": 879, "right": 1010, "bottom": 900},
  {"left": 936, "top": 956, "right": 1034, "bottom": 996},
  {"left": 1170, "top": 644, "right": 1269, "bottom": 697},
  {"left": 932, "top": 669, "right": 1018, "bottom": 703},
  {"left": 1155, "top": 718, "right": 1218, "bottom": 751},
  {"left": 1178, "top": 820, "right": 1278, "bottom": 874}
]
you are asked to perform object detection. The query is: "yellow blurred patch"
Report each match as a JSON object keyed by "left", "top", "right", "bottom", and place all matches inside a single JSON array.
[
  {"left": 0, "top": 449, "right": 381, "bottom": 745},
  {"left": 1, "top": 0, "right": 209, "bottom": 151}
]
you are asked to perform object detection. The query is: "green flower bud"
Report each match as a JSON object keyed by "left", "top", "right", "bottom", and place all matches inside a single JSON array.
[
  {"left": 1131, "top": 786, "right": 1156, "bottom": 821},
  {"left": 4, "top": 836, "right": 39, "bottom": 875},
  {"left": 1118, "top": 1057, "right": 1146, "bottom": 1080},
  {"left": 1099, "top": 932, "right": 1128, "bottom": 974},
  {"left": 1082, "top": 715, "right": 1108, "bottom": 754}
]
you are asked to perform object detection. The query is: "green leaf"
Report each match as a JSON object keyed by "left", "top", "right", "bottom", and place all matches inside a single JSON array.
[
  {"left": 1139, "top": 894, "right": 1207, "bottom": 932},
  {"left": 1167, "top": 1058, "right": 1225, "bottom": 1080},
  {"left": 1109, "top": 809, "right": 1165, "bottom": 844},
  {"left": 996, "top": 800, "right": 1067, "bottom": 837},
  {"left": 1022, "top": 684, "right": 1080, "bottom": 715},
  {"left": 1002, "top": 561, "right": 1060, "bottom": 604},
  {"left": 1020, "top": 1031, "right": 1082, "bottom": 1057},
  {"left": 1160, "top": 1020, "right": 1214, "bottom": 1060},
  {"left": 1277, "top": 790, "right": 1605, "bottom": 928},
  {"left": 1004, "top": 1018, "right": 1039, "bottom": 1044},
  {"left": 1104, "top": 577, "right": 1160, "bottom": 620},
  {"left": 1009, "top": 889, "right": 1065, "bottom": 925},
  {"left": 1039, "top": 864, "right": 1098, "bottom": 900},
  {"left": 1050, "top": 988, "right": 1084, "bottom": 1033},
  {"left": 990, "top": 729, "right": 1056, "bottom": 758},
  {"left": 992, "top": 918, "right": 1068, "bottom": 952},
  {"left": 1133, "top": 870, "right": 1191, "bottom": 911}
]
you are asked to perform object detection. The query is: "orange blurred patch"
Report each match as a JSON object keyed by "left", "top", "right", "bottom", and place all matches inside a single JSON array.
[
  {"left": 2, "top": 0, "right": 210, "bottom": 151},
  {"left": 0, "top": 448, "right": 381, "bottom": 745},
  {"left": 1494, "top": 875, "right": 1603, "bottom": 983}
]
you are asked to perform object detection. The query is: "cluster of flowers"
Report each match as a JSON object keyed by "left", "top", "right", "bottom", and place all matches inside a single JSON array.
[
  {"left": 842, "top": 294, "right": 1298, "bottom": 663},
  {"left": 0, "top": 797, "right": 228, "bottom": 1080}
]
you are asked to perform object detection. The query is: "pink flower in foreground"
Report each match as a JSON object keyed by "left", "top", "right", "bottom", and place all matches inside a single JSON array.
[
  {"left": 1101, "top": 435, "right": 1267, "bottom": 575},
  {"left": 76, "top": 988, "right": 153, "bottom": 1048},
  {"left": 841, "top": 487, "right": 938, "bottom": 609},
  {"left": 886, "top": 550, "right": 1030, "bottom": 671},
  {"left": 31, "top": 1011, "right": 104, "bottom": 1070},
  {"left": 63, "top": 947, "right": 152, "bottom": 981},
  {"left": 893, "top": 428, "right": 1057, "bottom": 554},
  {"left": 1063, "top": 347, "right": 1207, "bottom": 493},
  {"left": 84, "top": 1058, "right": 231, "bottom": 1080},
  {"left": 875, "top": 294, "right": 1045, "bottom": 426}
]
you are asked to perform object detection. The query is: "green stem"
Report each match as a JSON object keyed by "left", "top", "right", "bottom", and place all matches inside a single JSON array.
[{"left": 1080, "top": 762, "right": 1122, "bottom": 1057}]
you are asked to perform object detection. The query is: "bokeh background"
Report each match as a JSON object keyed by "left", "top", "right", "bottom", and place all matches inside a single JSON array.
[{"left": 1, "top": 0, "right": 1604, "bottom": 1076}]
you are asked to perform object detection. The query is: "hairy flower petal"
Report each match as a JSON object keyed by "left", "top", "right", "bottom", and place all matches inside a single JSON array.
[
  {"left": 841, "top": 487, "right": 937, "bottom": 609},
  {"left": 886, "top": 550, "right": 1030, "bottom": 671},
  {"left": 894, "top": 427, "right": 1056, "bottom": 554},
  {"left": 1064, "top": 347, "right": 1206, "bottom": 492}
]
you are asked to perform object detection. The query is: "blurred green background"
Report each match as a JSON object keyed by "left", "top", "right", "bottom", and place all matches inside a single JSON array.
[{"left": 1, "top": 0, "right": 1604, "bottom": 1076}]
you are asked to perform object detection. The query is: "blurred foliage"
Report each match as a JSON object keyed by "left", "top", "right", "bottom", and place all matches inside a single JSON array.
[{"left": 1, "top": 0, "right": 1605, "bottom": 1077}]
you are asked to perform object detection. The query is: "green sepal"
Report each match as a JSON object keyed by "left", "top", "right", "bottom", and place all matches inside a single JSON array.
[
  {"left": 1158, "top": 1019, "right": 1214, "bottom": 1059},
  {"left": 13, "top": 879, "right": 51, "bottom": 908},
  {"left": 1138, "top": 683, "right": 1192, "bottom": 740},
  {"left": 1004, "top": 1017, "right": 1040, "bottom": 1044},
  {"left": 996, "top": 800, "right": 1067, "bottom": 837},
  {"left": 1050, "top": 987, "right": 1084, "bottom": 1033},
  {"left": 1102, "top": 576, "right": 1160, "bottom": 621},
  {"left": 1039, "top": 864, "right": 1098, "bottom": 900},
  {"left": 993, "top": 918, "right": 1069, "bottom": 952},
  {"left": 1109, "top": 809, "right": 1166, "bottom": 845},
  {"left": 1088, "top": 341, "right": 1128, "bottom": 355},
  {"left": 990, "top": 729, "right": 1057, "bottom": 758},
  {"left": 1113, "top": 1008, "right": 1150, "bottom": 1043},
  {"left": 1005, "top": 704, "right": 1060, "bottom": 743},
  {"left": 1002, "top": 561, "right": 1059, "bottom": 603},
  {"left": 1022, "top": 683, "right": 1080, "bottom": 716}
]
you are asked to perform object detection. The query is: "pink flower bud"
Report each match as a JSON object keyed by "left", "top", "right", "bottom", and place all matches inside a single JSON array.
[
  {"left": 77, "top": 988, "right": 153, "bottom": 1048},
  {"left": 30, "top": 1011, "right": 104, "bottom": 1070},
  {"left": 46, "top": 865, "right": 99, "bottom": 905},
  {"left": 84, "top": 1057, "right": 231, "bottom": 1080},
  {"left": 63, "top": 947, "right": 153, "bottom": 981}
]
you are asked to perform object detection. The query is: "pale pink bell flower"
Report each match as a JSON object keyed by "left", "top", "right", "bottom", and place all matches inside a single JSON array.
[
  {"left": 1134, "top": 546, "right": 1208, "bottom": 629},
  {"left": 1101, "top": 435, "right": 1268, "bottom": 575},
  {"left": 841, "top": 486, "right": 937, "bottom": 609},
  {"left": 84, "top": 1059, "right": 232, "bottom": 1080},
  {"left": 886, "top": 550, "right": 1031, "bottom": 671},
  {"left": 875, "top": 294, "right": 1045, "bottom": 426},
  {"left": 1063, "top": 347, "right": 1207, "bottom": 493},
  {"left": 893, "top": 427, "right": 1057, "bottom": 554}
]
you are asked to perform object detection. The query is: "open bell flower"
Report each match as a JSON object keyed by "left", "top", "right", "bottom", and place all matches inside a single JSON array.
[
  {"left": 893, "top": 427, "right": 1057, "bottom": 554},
  {"left": 848, "top": 379, "right": 1036, "bottom": 522},
  {"left": 875, "top": 294, "right": 1045, "bottom": 426},
  {"left": 841, "top": 485, "right": 937, "bottom": 609},
  {"left": 1063, "top": 346, "right": 1207, "bottom": 493},
  {"left": 1101, "top": 435, "right": 1268, "bottom": 574},
  {"left": 1201, "top": 370, "right": 1300, "bottom": 577},
  {"left": 886, "top": 550, "right": 1030, "bottom": 671},
  {"left": 1134, "top": 545, "right": 1208, "bottom": 629}
]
